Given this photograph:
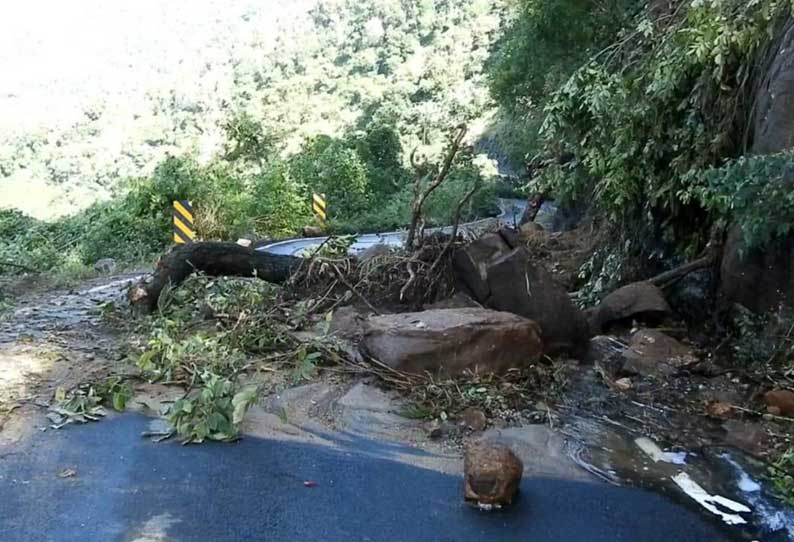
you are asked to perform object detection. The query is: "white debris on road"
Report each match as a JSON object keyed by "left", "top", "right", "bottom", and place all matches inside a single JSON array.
[{"left": 672, "top": 472, "right": 751, "bottom": 526}]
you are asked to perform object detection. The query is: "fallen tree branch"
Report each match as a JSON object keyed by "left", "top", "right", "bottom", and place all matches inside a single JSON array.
[
  {"left": 0, "top": 261, "right": 35, "bottom": 272},
  {"left": 331, "top": 264, "right": 380, "bottom": 315},
  {"left": 429, "top": 180, "right": 481, "bottom": 276},
  {"left": 649, "top": 250, "right": 718, "bottom": 288},
  {"left": 406, "top": 124, "right": 467, "bottom": 250},
  {"left": 130, "top": 242, "right": 302, "bottom": 312}
]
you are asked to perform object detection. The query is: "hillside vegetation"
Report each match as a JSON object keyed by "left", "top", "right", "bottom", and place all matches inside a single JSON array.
[
  {"left": 487, "top": 0, "right": 794, "bottom": 296},
  {"left": 1, "top": 0, "right": 510, "bottom": 276},
  {"left": 4, "top": 0, "right": 794, "bottom": 300}
]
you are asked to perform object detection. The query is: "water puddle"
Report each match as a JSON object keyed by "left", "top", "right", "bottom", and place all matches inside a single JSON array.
[{"left": 562, "top": 413, "right": 793, "bottom": 540}]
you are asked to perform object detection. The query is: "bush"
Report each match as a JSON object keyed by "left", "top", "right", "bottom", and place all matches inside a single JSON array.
[{"left": 288, "top": 136, "right": 373, "bottom": 221}]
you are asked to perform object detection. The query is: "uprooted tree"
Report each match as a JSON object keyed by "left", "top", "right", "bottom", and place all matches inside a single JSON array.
[{"left": 129, "top": 242, "right": 301, "bottom": 312}]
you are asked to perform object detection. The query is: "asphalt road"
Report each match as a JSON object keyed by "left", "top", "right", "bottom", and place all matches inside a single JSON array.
[
  {"left": 259, "top": 198, "right": 529, "bottom": 256},
  {"left": 0, "top": 413, "right": 743, "bottom": 542}
]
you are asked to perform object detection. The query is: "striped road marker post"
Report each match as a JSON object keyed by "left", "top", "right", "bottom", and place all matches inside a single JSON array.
[
  {"left": 312, "top": 193, "right": 327, "bottom": 223},
  {"left": 173, "top": 200, "right": 196, "bottom": 244}
]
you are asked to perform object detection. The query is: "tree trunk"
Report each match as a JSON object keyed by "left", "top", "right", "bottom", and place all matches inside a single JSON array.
[{"left": 129, "top": 242, "right": 302, "bottom": 312}]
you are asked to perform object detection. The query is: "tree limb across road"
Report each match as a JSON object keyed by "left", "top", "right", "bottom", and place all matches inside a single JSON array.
[{"left": 129, "top": 242, "right": 302, "bottom": 312}]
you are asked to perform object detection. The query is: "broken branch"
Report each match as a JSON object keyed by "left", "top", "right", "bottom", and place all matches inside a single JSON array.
[{"left": 406, "top": 124, "right": 468, "bottom": 250}]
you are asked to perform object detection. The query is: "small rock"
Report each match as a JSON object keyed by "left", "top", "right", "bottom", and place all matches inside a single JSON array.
[
  {"left": 464, "top": 441, "right": 523, "bottom": 508},
  {"left": 621, "top": 329, "right": 697, "bottom": 378},
  {"left": 328, "top": 306, "right": 368, "bottom": 341},
  {"left": 427, "top": 420, "right": 459, "bottom": 440},
  {"left": 614, "top": 377, "right": 633, "bottom": 392},
  {"left": 302, "top": 226, "right": 324, "bottom": 237},
  {"left": 767, "top": 406, "right": 783, "bottom": 416},
  {"left": 706, "top": 401, "right": 733, "bottom": 419},
  {"left": 93, "top": 258, "right": 117, "bottom": 274},
  {"left": 723, "top": 420, "right": 764, "bottom": 454},
  {"left": 459, "top": 407, "right": 487, "bottom": 432},
  {"left": 763, "top": 389, "right": 794, "bottom": 417},
  {"left": 357, "top": 243, "right": 391, "bottom": 262},
  {"left": 236, "top": 238, "right": 253, "bottom": 248},
  {"left": 57, "top": 468, "right": 77, "bottom": 479}
]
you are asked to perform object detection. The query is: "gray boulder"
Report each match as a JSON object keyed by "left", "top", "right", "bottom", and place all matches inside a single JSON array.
[{"left": 453, "top": 238, "right": 590, "bottom": 356}]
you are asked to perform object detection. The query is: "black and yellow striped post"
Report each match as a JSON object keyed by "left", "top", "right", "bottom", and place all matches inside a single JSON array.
[
  {"left": 173, "top": 200, "right": 196, "bottom": 244},
  {"left": 312, "top": 193, "right": 327, "bottom": 223}
]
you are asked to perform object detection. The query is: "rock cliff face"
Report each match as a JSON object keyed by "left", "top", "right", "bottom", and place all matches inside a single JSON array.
[{"left": 719, "top": 17, "right": 794, "bottom": 313}]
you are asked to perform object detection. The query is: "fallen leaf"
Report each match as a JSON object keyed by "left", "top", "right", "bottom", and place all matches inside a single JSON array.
[{"left": 57, "top": 468, "right": 77, "bottom": 479}]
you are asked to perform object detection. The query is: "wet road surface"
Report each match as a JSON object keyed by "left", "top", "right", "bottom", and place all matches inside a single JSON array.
[{"left": 0, "top": 413, "right": 742, "bottom": 542}]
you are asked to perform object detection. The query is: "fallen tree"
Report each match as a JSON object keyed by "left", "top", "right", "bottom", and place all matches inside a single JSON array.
[{"left": 129, "top": 242, "right": 302, "bottom": 312}]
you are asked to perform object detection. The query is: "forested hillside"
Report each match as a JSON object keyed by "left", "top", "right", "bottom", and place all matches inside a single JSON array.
[
  {"left": 486, "top": 0, "right": 794, "bottom": 299},
  {"left": 1, "top": 0, "right": 509, "bottom": 275}
]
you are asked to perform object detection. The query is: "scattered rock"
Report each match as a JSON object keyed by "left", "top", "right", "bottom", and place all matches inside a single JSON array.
[
  {"left": 93, "top": 258, "right": 117, "bottom": 274},
  {"left": 464, "top": 440, "right": 523, "bottom": 508},
  {"left": 613, "top": 377, "right": 633, "bottom": 392},
  {"left": 302, "top": 226, "right": 324, "bottom": 237},
  {"left": 57, "top": 468, "right": 77, "bottom": 479},
  {"left": 357, "top": 243, "right": 391, "bottom": 263},
  {"left": 706, "top": 401, "right": 733, "bottom": 419},
  {"left": 621, "top": 329, "right": 697, "bottom": 378},
  {"left": 722, "top": 420, "right": 765, "bottom": 454},
  {"left": 763, "top": 389, "right": 794, "bottom": 417},
  {"left": 666, "top": 269, "right": 716, "bottom": 322},
  {"left": 590, "top": 282, "right": 671, "bottom": 333},
  {"left": 361, "top": 308, "right": 543, "bottom": 376},
  {"left": 459, "top": 407, "right": 487, "bottom": 432},
  {"left": 328, "top": 306, "right": 368, "bottom": 341},
  {"left": 427, "top": 419, "right": 459, "bottom": 440},
  {"left": 583, "top": 335, "right": 627, "bottom": 370}
]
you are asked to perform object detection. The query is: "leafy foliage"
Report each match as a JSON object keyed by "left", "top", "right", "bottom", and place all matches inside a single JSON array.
[
  {"left": 168, "top": 373, "right": 258, "bottom": 444},
  {"left": 770, "top": 448, "right": 794, "bottom": 506},
  {"left": 134, "top": 275, "right": 339, "bottom": 442},
  {"left": 488, "top": 0, "right": 639, "bottom": 112},
  {"left": 683, "top": 151, "right": 794, "bottom": 249},
  {"left": 539, "top": 0, "right": 790, "bottom": 251}
]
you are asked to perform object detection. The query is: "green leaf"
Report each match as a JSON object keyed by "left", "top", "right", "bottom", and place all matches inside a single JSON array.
[{"left": 232, "top": 388, "right": 258, "bottom": 425}]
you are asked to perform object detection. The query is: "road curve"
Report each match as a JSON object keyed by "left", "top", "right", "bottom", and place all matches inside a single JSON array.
[{"left": 258, "top": 198, "right": 529, "bottom": 257}]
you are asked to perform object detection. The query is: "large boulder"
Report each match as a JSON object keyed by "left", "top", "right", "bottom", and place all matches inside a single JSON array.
[
  {"left": 718, "top": 19, "right": 794, "bottom": 312},
  {"left": 454, "top": 239, "right": 590, "bottom": 356},
  {"left": 360, "top": 308, "right": 543, "bottom": 377},
  {"left": 590, "top": 282, "right": 671, "bottom": 333},
  {"left": 485, "top": 249, "right": 590, "bottom": 356},
  {"left": 753, "top": 18, "right": 794, "bottom": 155},
  {"left": 719, "top": 226, "right": 794, "bottom": 313},
  {"left": 452, "top": 232, "right": 512, "bottom": 302}
]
